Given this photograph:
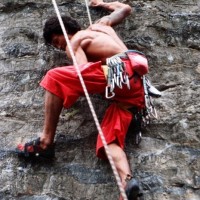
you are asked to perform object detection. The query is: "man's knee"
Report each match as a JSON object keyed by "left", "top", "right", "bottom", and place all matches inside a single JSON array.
[{"left": 108, "top": 143, "right": 126, "bottom": 160}]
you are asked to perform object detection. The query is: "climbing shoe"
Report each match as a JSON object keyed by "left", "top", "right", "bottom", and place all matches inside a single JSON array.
[
  {"left": 125, "top": 178, "right": 143, "bottom": 200},
  {"left": 16, "top": 137, "right": 55, "bottom": 159}
]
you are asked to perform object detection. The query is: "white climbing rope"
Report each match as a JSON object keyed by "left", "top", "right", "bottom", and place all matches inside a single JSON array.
[
  {"left": 51, "top": 0, "right": 128, "bottom": 199},
  {"left": 84, "top": 0, "right": 93, "bottom": 26}
]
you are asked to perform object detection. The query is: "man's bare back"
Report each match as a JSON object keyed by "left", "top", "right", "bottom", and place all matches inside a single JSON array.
[
  {"left": 49, "top": 0, "right": 131, "bottom": 64},
  {"left": 70, "top": 24, "right": 128, "bottom": 64}
]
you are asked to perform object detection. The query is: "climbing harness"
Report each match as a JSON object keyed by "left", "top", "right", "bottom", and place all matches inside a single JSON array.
[
  {"left": 51, "top": 1, "right": 128, "bottom": 199},
  {"left": 106, "top": 50, "right": 161, "bottom": 144}
]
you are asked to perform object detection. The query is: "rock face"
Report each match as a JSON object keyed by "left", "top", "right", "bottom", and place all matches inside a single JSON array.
[{"left": 0, "top": 0, "right": 199, "bottom": 200}]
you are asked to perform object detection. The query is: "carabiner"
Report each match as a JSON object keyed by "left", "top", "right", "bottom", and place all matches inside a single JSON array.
[
  {"left": 150, "top": 106, "right": 158, "bottom": 119},
  {"left": 105, "top": 86, "right": 115, "bottom": 99},
  {"left": 126, "top": 75, "right": 130, "bottom": 89}
]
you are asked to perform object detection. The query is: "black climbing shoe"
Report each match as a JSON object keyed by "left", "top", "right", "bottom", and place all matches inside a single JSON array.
[
  {"left": 16, "top": 137, "right": 55, "bottom": 159},
  {"left": 125, "top": 178, "right": 143, "bottom": 200}
]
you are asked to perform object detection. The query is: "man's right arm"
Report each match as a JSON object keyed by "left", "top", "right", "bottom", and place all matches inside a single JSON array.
[
  {"left": 66, "top": 30, "right": 93, "bottom": 65},
  {"left": 89, "top": 0, "right": 132, "bottom": 26}
]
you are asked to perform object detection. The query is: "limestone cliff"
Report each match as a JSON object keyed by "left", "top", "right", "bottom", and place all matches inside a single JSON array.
[{"left": 0, "top": 0, "right": 199, "bottom": 199}]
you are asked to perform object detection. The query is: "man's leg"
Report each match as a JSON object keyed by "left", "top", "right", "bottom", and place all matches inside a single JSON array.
[
  {"left": 108, "top": 143, "right": 142, "bottom": 200},
  {"left": 17, "top": 90, "right": 63, "bottom": 156},
  {"left": 39, "top": 90, "right": 63, "bottom": 149},
  {"left": 108, "top": 143, "right": 131, "bottom": 187}
]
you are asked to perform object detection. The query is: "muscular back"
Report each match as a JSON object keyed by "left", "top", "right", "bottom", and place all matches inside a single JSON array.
[{"left": 70, "top": 24, "right": 128, "bottom": 64}]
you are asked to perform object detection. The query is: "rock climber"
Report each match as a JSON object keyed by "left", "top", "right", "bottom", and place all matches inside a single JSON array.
[{"left": 16, "top": 0, "right": 154, "bottom": 199}]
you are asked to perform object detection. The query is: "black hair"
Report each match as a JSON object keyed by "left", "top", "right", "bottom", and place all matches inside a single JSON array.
[{"left": 43, "top": 15, "right": 81, "bottom": 44}]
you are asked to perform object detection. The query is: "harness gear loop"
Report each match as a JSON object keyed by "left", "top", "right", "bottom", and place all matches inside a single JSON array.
[{"left": 51, "top": 1, "right": 128, "bottom": 199}]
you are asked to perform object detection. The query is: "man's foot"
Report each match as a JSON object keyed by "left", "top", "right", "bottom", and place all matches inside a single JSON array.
[
  {"left": 16, "top": 137, "right": 55, "bottom": 159},
  {"left": 125, "top": 178, "right": 143, "bottom": 200}
]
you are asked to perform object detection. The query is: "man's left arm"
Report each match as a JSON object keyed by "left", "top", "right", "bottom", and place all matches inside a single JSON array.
[{"left": 90, "top": 0, "right": 132, "bottom": 26}]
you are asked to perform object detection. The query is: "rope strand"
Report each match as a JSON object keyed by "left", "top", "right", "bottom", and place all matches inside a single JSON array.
[
  {"left": 84, "top": 0, "right": 93, "bottom": 26},
  {"left": 51, "top": 1, "right": 127, "bottom": 199}
]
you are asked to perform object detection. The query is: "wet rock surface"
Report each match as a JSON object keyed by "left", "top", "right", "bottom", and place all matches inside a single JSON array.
[{"left": 0, "top": 0, "right": 199, "bottom": 199}]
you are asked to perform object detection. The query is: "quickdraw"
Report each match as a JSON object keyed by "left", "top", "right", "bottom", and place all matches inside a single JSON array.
[
  {"left": 105, "top": 55, "right": 130, "bottom": 99},
  {"left": 142, "top": 75, "right": 161, "bottom": 125}
]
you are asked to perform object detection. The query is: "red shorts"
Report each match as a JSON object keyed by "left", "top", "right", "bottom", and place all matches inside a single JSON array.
[
  {"left": 40, "top": 56, "right": 146, "bottom": 159},
  {"left": 40, "top": 62, "right": 106, "bottom": 108}
]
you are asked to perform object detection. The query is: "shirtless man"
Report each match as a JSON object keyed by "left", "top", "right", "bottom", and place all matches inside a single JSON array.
[
  {"left": 17, "top": 1, "right": 146, "bottom": 199},
  {"left": 50, "top": 0, "right": 131, "bottom": 64}
]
